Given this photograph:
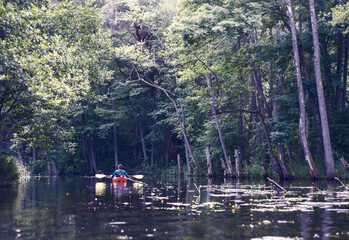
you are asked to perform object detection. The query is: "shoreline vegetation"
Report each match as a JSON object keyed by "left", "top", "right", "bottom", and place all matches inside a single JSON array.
[{"left": 1, "top": 0, "right": 349, "bottom": 182}]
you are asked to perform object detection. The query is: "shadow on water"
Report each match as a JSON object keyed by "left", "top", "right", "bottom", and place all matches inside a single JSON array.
[{"left": 1, "top": 176, "right": 349, "bottom": 239}]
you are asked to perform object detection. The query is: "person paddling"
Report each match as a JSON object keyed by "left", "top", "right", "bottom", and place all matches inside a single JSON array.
[{"left": 112, "top": 164, "right": 128, "bottom": 178}]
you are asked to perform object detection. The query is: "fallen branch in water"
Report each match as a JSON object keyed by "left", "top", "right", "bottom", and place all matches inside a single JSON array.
[
  {"left": 266, "top": 177, "right": 287, "bottom": 193},
  {"left": 335, "top": 177, "right": 349, "bottom": 191}
]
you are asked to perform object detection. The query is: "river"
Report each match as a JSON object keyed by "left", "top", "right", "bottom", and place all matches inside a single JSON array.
[{"left": 1, "top": 176, "right": 349, "bottom": 239}]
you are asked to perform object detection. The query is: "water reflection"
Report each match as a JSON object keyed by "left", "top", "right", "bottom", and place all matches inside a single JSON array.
[
  {"left": 1, "top": 177, "right": 349, "bottom": 239},
  {"left": 95, "top": 182, "right": 106, "bottom": 196},
  {"left": 111, "top": 182, "right": 127, "bottom": 198}
]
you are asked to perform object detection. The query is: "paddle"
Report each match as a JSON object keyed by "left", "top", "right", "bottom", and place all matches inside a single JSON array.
[
  {"left": 95, "top": 173, "right": 111, "bottom": 179},
  {"left": 95, "top": 173, "right": 144, "bottom": 179},
  {"left": 125, "top": 177, "right": 148, "bottom": 186},
  {"left": 95, "top": 173, "right": 147, "bottom": 186},
  {"left": 131, "top": 175, "right": 144, "bottom": 179}
]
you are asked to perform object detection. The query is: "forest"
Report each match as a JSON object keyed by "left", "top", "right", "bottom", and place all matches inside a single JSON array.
[{"left": 1, "top": 0, "right": 349, "bottom": 183}]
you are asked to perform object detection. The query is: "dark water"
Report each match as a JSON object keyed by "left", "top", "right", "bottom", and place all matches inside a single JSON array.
[{"left": 1, "top": 176, "right": 349, "bottom": 239}]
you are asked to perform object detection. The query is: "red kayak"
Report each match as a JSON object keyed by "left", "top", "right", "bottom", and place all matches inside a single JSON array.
[{"left": 112, "top": 175, "right": 127, "bottom": 182}]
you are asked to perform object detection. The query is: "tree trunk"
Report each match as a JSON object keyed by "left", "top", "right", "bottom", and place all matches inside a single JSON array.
[
  {"left": 286, "top": 143, "right": 293, "bottom": 166},
  {"left": 309, "top": 0, "right": 335, "bottom": 179},
  {"left": 139, "top": 71, "right": 204, "bottom": 175},
  {"left": 113, "top": 124, "right": 119, "bottom": 168},
  {"left": 52, "top": 160, "right": 58, "bottom": 176},
  {"left": 111, "top": 99, "right": 119, "bottom": 168},
  {"left": 299, "top": 45, "right": 324, "bottom": 154},
  {"left": 177, "top": 154, "right": 184, "bottom": 176},
  {"left": 342, "top": 34, "right": 348, "bottom": 108},
  {"left": 205, "top": 74, "right": 233, "bottom": 176},
  {"left": 32, "top": 147, "right": 37, "bottom": 162},
  {"left": 235, "top": 149, "right": 244, "bottom": 179},
  {"left": 205, "top": 147, "right": 215, "bottom": 177},
  {"left": 88, "top": 137, "right": 97, "bottom": 175},
  {"left": 137, "top": 114, "right": 148, "bottom": 164},
  {"left": 238, "top": 93, "right": 245, "bottom": 159},
  {"left": 226, "top": 156, "right": 235, "bottom": 177},
  {"left": 320, "top": 37, "right": 334, "bottom": 101},
  {"left": 259, "top": 115, "right": 283, "bottom": 178},
  {"left": 336, "top": 31, "right": 344, "bottom": 107},
  {"left": 151, "top": 144, "right": 154, "bottom": 168},
  {"left": 272, "top": 27, "right": 292, "bottom": 179},
  {"left": 221, "top": 158, "right": 228, "bottom": 174},
  {"left": 286, "top": 0, "right": 320, "bottom": 179},
  {"left": 185, "top": 143, "right": 192, "bottom": 176},
  {"left": 165, "top": 141, "right": 169, "bottom": 166}
]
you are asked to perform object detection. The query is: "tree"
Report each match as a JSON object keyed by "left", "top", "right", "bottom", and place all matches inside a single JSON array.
[
  {"left": 285, "top": 0, "right": 320, "bottom": 179},
  {"left": 309, "top": 0, "right": 335, "bottom": 179}
]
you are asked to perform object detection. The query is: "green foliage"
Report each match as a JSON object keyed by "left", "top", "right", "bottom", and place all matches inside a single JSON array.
[
  {"left": 0, "top": 152, "right": 19, "bottom": 183},
  {"left": 331, "top": 2, "right": 349, "bottom": 34},
  {"left": 243, "top": 163, "right": 264, "bottom": 179},
  {"left": 1, "top": 0, "right": 348, "bottom": 179}
]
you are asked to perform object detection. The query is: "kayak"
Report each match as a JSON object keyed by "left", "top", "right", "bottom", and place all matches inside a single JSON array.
[{"left": 112, "top": 175, "right": 127, "bottom": 182}]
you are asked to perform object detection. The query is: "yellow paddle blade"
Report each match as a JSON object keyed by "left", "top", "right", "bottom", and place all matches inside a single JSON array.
[
  {"left": 95, "top": 174, "right": 106, "bottom": 179},
  {"left": 132, "top": 175, "right": 144, "bottom": 179}
]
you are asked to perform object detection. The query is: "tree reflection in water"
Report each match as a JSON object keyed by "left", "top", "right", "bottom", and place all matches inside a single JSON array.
[{"left": 1, "top": 176, "right": 349, "bottom": 239}]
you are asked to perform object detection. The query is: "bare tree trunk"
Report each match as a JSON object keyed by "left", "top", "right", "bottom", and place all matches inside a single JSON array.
[
  {"left": 321, "top": 38, "right": 334, "bottom": 101},
  {"left": 286, "top": 0, "right": 320, "bottom": 179},
  {"left": 259, "top": 115, "right": 283, "bottom": 178},
  {"left": 205, "top": 147, "right": 215, "bottom": 177},
  {"left": 113, "top": 124, "right": 119, "bottom": 168},
  {"left": 32, "top": 147, "right": 37, "bottom": 162},
  {"left": 133, "top": 118, "right": 139, "bottom": 162},
  {"left": 309, "top": 0, "right": 335, "bottom": 179},
  {"left": 205, "top": 74, "right": 233, "bottom": 176},
  {"left": 336, "top": 31, "right": 344, "bottom": 107},
  {"left": 165, "top": 141, "right": 169, "bottom": 166},
  {"left": 272, "top": 26, "right": 292, "bottom": 179},
  {"left": 88, "top": 137, "right": 97, "bottom": 175},
  {"left": 177, "top": 154, "right": 184, "bottom": 176},
  {"left": 342, "top": 34, "right": 348, "bottom": 108},
  {"left": 221, "top": 158, "right": 228, "bottom": 174},
  {"left": 299, "top": 45, "right": 324, "bottom": 156},
  {"left": 137, "top": 115, "right": 148, "bottom": 164},
  {"left": 185, "top": 143, "right": 192, "bottom": 176},
  {"left": 235, "top": 149, "right": 244, "bottom": 179},
  {"left": 286, "top": 143, "right": 293, "bottom": 166},
  {"left": 52, "top": 160, "right": 58, "bottom": 176},
  {"left": 151, "top": 144, "right": 154, "bottom": 168},
  {"left": 112, "top": 99, "right": 119, "bottom": 168}
]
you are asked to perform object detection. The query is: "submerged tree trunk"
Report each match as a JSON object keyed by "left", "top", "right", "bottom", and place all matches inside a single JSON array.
[
  {"left": 309, "top": 0, "right": 335, "bottom": 179},
  {"left": 286, "top": 0, "right": 320, "bottom": 179}
]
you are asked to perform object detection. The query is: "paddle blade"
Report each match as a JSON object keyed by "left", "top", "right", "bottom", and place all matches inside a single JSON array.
[
  {"left": 95, "top": 174, "right": 106, "bottom": 179},
  {"left": 132, "top": 175, "right": 144, "bottom": 179}
]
